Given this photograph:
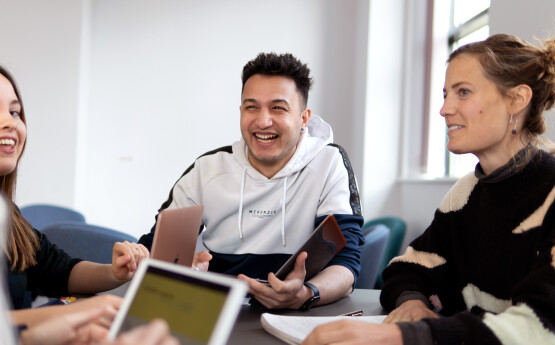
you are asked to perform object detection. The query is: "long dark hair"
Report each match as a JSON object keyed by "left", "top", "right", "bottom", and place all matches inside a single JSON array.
[{"left": 0, "top": 66, "right": 38, "bottom": 271}]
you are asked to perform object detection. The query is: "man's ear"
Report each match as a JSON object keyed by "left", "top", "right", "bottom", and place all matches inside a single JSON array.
[
  {"left": 301, "top": 108, "right": 312, "bottom": 127},
  {"left": 508, "top": 84, "right": 532, "bottom": 115}
]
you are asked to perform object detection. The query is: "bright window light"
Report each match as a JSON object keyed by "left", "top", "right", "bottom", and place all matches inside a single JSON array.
[
  {"left": 453, "top": 0, "right": 490, "bottom": 27},
  {"left": 427, "top": 0, "right": 490, "bottom": 178}
]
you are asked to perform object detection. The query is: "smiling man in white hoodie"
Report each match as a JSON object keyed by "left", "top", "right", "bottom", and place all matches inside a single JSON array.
[{"left": 139, "top": 53, "right": 364, "bottom": 310}]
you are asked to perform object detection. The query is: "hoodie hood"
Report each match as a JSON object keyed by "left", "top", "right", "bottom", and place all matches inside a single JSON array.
[{"left": 232, "top": 114, "right": 333, "bottom": 246}]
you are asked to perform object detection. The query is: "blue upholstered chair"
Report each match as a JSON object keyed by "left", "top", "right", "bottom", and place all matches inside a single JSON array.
[
  {"left": 355, "top": 224, "right": 390, "bottom": 289},
  {"left": 362, "top": 216, "right": 407, "bottom": 288},
  {"left": 41, "top": 222, "right": 137, "bottom": 264},
  {"left": 20, "top": 204, "right": 86, "bottom": 231}
]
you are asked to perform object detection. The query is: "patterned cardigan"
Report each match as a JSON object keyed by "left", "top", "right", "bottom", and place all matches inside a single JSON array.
[{"left": 381, "top": 148, "right": 555, "bottom": 345}]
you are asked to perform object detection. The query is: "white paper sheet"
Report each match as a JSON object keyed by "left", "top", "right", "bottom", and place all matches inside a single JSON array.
[{"left": 261, "top": 313, "right": 387, "bottom": 345}]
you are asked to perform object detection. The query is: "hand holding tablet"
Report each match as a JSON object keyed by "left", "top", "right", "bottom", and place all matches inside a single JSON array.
[{"left": 109, "top": 259, "right": 247, "bottom": 345}]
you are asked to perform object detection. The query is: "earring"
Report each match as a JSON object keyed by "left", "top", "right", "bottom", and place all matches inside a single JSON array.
[{"left": 510, "top": 114, "right": 517, "bottom": 135}]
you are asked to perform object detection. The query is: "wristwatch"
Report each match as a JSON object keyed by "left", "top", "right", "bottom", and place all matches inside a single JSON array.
[{"left": 300, "top": 282, "right": 320, "bottom": 311}]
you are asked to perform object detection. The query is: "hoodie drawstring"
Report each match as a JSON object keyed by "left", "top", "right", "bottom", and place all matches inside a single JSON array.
[{"left": 237, "top": 166, "right": 247, "bottom": 239}]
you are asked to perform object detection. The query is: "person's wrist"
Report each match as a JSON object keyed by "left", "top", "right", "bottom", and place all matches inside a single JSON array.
[
  {"left": 111, "top": 263, "right": 129, "bottom": 282},
  {"left": 400, "top": 299, "right": 429, "bottom": 309},
  {"left": 389, "top": 324, "right": 404, "bottom": 345},
  {"left": 291, "top": 283, "right": 312, "bottom": 309},
  {"left": 299, "top": 282, "right": 320, "bottom": 311}
]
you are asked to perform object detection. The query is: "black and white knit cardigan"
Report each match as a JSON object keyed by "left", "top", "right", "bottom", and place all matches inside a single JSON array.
[{"left": 381, "top": 148, "right": 555, "bottom": 345}]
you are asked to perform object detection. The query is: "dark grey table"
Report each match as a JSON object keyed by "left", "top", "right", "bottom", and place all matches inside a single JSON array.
[
  {"left": 106, "top": 284, "right": 384, "bottom": 344},
  {"left": 228, "top": 289, "right": 384, "bottom": 344}
]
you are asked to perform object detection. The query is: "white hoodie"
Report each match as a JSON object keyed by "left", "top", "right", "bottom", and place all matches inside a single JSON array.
[{"left": 140, "top": 115, "right": 363, "bottom": 278}]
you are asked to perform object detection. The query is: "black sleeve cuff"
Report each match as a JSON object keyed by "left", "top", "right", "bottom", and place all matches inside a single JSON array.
[
  {"left": 395, "top": 291, "right": 431, "bottom": 309},
  {"left": 397, "top": 321, "right": 434, "bottom": 345}
]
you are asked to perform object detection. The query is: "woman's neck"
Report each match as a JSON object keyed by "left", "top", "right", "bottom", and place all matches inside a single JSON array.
[{"left": 477, "top": 139, "right": 527, "bottom": 175}]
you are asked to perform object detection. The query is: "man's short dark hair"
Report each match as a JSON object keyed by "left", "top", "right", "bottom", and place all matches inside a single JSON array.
[{"left": 241, "top": 52, "right": 313, "bottom": 108}]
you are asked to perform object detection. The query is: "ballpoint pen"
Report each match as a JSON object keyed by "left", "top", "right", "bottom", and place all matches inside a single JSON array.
[{"left": 340, "top": 310, "right": 363, "bottom": 316}]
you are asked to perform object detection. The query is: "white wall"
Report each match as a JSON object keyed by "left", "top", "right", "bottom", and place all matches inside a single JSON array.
[
  {"left": 2, "top": 0, "right": 555, "bottom": 243},
  {"left": 83, "top": 0, "right": 370, "bottom": 237},
  {"left": 361, "top": 0, "right": 404, "bottom": 219},
  {"left": 1, "top": 0, "right": 370, "bottom": 238},
  {"left": 490, "top": 0, "right": 555, "bottom": 44},
  {"left": 0, "top": 0, "right": 84, "bottom": 208},
  {"left": 489, "top": 0, "right": 555, "bottom": 141}
]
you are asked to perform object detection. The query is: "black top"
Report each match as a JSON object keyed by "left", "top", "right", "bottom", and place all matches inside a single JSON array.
[{"left": 6, "top": 229, "right": 82, "bottom": 309}]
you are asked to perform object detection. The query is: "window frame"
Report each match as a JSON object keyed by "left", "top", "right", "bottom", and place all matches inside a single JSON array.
[{"left": 423, "top": 0, "right": 490, "bottom": 178}]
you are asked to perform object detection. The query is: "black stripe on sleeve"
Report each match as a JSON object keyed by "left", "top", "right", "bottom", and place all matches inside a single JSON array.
[
  {"left": 157, "top": 145, "right": 233, "bottom": 211},
  {"left": 327, "top": 143, "right": 362, "bottom": 217}
]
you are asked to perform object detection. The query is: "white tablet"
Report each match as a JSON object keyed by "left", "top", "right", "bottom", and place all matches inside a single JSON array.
[{"left": 109, "top": 258, "right": 247, "bottom": 345}]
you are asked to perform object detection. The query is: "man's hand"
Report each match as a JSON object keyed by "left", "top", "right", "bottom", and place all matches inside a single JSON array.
[
  {"left": 192, "top": 251, "right": 212, "bottom": 271},
  {"left": 238, "top": 251, "right": 312, "bottom": 309},
  {"left": 384, "top": 299, "right": 439, "bottom": 324},
  {"left": 302, "top": 320, "right": 403, "bottom": 345},
  {"left": 112, "top": 241, "right": 149, "bottom": 281}
]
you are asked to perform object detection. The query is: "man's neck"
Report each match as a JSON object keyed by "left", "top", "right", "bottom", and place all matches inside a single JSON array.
[
  {"left": 248, "top": 158, "right": 286, "bottom": 179},
  {"left": 247, "top": 151, "right": 297, "bottom": 179}
]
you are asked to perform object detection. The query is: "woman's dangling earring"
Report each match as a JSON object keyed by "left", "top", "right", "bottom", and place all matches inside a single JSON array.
[{"left": 510, "top": 114, "right": 517, "bottom": 135}]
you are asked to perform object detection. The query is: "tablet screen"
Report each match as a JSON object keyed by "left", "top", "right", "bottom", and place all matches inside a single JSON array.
[{"left": 118, "top": 266, "right": 230, "bottom": 345}]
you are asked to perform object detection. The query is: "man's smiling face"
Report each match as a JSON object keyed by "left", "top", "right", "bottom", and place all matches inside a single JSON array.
[{"left": 240, "top": 74, "right": 310, "bottom": 178}]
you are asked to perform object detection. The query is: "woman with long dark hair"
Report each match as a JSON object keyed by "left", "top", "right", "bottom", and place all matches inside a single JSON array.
[{"left": 0, "top": 65, "right": 148, "bottom": 327}]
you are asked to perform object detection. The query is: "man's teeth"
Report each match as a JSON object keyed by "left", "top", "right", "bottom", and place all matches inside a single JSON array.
[
  {"left": 256, "top": 134, "right": 277, "bottom": 143},
  {"left": 0, "top": 139, "right": 15, "bottom": 146}
]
